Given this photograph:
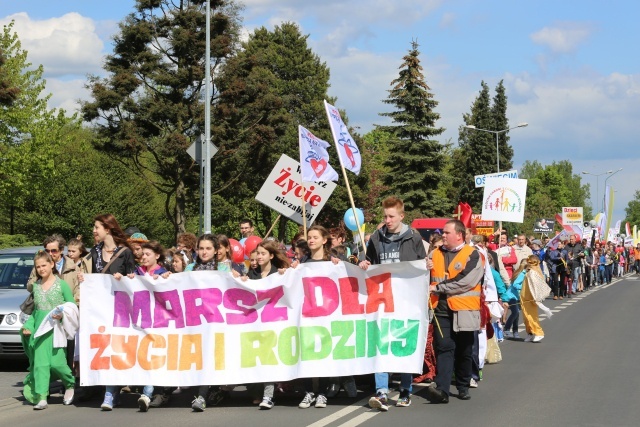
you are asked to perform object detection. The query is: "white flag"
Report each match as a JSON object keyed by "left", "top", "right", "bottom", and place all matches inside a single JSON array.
[
  {"left": 298, "top": 125, "right": 339, "bottom": 182},
  {"left": 324, "top": 100, "right": 361, "bottom": 175}
]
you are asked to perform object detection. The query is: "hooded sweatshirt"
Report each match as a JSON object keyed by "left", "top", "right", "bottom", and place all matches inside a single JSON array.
[{"left": 365, "top": 223, "right": 426, "bottom": 265}]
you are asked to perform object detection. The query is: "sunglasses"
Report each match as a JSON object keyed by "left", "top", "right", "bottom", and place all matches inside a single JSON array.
[{"left": 45, "top": 249, "right": 60, "bottom": 254}]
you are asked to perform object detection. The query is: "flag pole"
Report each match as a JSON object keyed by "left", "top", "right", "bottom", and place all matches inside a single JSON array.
[
  {"left": 264, "top": 214, "right": 281, "bottom": 239},
  {"left": 300, "top": 178, "right": 308, "bottom": 240}
]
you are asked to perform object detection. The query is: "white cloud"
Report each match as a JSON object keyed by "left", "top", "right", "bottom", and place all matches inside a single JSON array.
[
  {"left": 530, "top": 22, "right": 595, "bottom": 54},
  {"left": 43, "top": 78, "right": 88, "bottom": 114},
  {"left": 0, "top": 12, "right": 105, "bottom": 77},
  {"left": 439, "top": 12, "right": 456, "bottom": 29}
]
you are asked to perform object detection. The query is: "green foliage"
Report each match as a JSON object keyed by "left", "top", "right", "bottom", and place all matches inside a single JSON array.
[
  {"left": 624, "top": 190, "right": 640, "bottom": 228},
  {"left": 81, "top": 0, "right": 242, "bottom": 238},
  {"left": 518, "top": 160, "right": 592, "bottom": 234},
  {"left": 0, "top": 234, "right": 40, "bottom": 249},
  {"left": 0, "top": 22, "right": 78, "bottom": 229},
  {"left": 376, "top": 41, "right": 450, "bottom": 216},
  {"left": 212, "top": 22, "right": 370, "bottom": 237},
  {"left": 454, "top": 81, "right": 514, "bottom": 210}
]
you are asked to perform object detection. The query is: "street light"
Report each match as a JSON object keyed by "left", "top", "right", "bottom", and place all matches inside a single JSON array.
[
  {"left": 464, "top": 123, "right": 528, "bottom": 173},
  {"left": 464, "top": 122, "right": 528, "bottom": 232},
  {"left": 603, "top": 168, "right": 623, "bottom": 212},
  {"left": 582, "top": 170, "right": 612, "bottom": 214}
]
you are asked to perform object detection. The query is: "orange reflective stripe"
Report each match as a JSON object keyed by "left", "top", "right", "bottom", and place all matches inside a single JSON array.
[{"left": 430, "top": 245, "right": 481, "bottom": 312}]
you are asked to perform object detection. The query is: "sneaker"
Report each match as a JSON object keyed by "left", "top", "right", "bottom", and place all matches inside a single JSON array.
[
  {"left": 298, "top": 392, "right": 315, "bottom": 409},
  {"left": 259, "top": 397, "right": 274, "bottom": 410},
  {"left": 192, "top": 395, "right": 206, "bottom": 412},
  {"left": 325, "top": 382, "right": 340, "bottom": 398},
  {"left": 425, "top": 387, "right": 449, "bottom": 404},
  {"left": 396, "top": 390, "right": 411, "bottom": 407},
  {"left": 33, "top": 400, "right": 48, "bottom": 410},
  {"left": 559, "top": 296, "right": 563, "bottom": 300},
  {"left": 150, "top": 394, "right": 169, "bottom": 408},
  {"left": 343, "top": 377, "right": 358, "bottom": 398},
  {"left": 368, "top": 392, "right": 389, "bottom": 411},
  {"left": 469, "top": 378, "right": 478, "bottom": 388},
  {"left": 532, "top": 335, "right": 544, "bottom": 343},
  {"left": 101, "top": 393, "right": 114, "bottom": 411},
  {"left": 63, "top": 388, "right": 75, "bottom": 405},
  {"left": 314, "top": 394, "right": 327, "bottom": 408},
  {"left": 513, "top": 332, "right": 520, "bottom": 339},
  {"left": 503, "top": 331, "right": 512, "bottom": 338},
  {"left": 138, "top": 394, "right": 150, "bottom": 412},
  {"left": 524, "top": 334, "right": 534, "bottom": 342}
]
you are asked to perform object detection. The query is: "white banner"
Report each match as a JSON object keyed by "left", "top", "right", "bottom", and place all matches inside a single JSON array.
[
  {"left": 324, "top": 100, "right": 361, "bottom": 175},
  {"left": 79, "top": 261, "right": 428, "bottom": 387},
  {"left": 481, "top": 178, "right": 528, "bottom": 223},
  {"left": 561, "top": 207, "right": 584, "bottom": 226},
  {"left": 255, "top": 154, "right": 336, "bottom": 226},
  {"left": 474, "top": 169, "right": 518, "bottom": 188}
]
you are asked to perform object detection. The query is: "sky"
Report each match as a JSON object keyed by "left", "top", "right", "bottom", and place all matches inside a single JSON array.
[{"left": 1, "top": 0, "right": 639, "bottom": 227}]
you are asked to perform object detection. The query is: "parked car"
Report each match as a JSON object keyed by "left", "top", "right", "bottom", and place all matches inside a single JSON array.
[{"left": 0, "top": 246, "right": 40, "bottom": 359}]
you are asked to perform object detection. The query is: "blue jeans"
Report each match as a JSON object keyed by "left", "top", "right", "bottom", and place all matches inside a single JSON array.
[
  {"left": 374, "top": 372, "right": 412, "bottom": 394},
  {"left": 571, "top": 266, "right": 581, "bottom": 292},
  {"left": 106, "top": 385, "right": 153, "bottom": 398},
  {"left": 504, "top": 299, "right": 519, "bottom": 333}
]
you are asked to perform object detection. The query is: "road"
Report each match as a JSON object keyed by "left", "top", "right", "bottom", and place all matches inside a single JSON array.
[{"left": 1, "top": 275, "right": 639, "bottom": 427}]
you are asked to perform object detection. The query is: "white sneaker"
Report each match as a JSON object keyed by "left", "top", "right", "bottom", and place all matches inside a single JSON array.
[
  {"left": 314, "top": 394, "right": 327, "bottom": 408},
  {"left": 469, "top": 378, "right": 478, "bottom": 388},
  {"left": 524, "top": 334, "right": 534, "bottom": 342},
  {"left": 298, "top": 392, "right": 315, "bottom": 408},
  {"left": 532, "top": 335, "right": 544, "bottom": 343},
  {"left": 33, "top": 400, "right": 48, "bottom": 410},
  {"left": 503, "top": 331, "right": 512, "bottom": 338},
  {"left": 259, "top": 397, "right": 274, "bottom": 410},
  {"left": 513, "top": 332, "right": 520, "bottom": 339}
]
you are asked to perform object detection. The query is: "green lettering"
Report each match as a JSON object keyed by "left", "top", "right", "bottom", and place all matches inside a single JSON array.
[
  {"left": 300, "top": 326, "right": 332, "bottom": 361},
  {"left": 390, "top": 319, "right": 419, "bottom": 357},
  {"left": 240, "top": 331, "right": 278, "bottom": 368},
  {"left": 367, "top": 319, "right": 389, "bottom": 357},
  {"left": 277, "top": 326, "right": 300, "bottom": 366},
  {"left": 331, "top": 321, "right": 355, "bottom": 360}
]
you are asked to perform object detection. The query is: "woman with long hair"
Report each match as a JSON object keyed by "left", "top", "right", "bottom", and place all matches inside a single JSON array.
[
  {"left": 86, "top": 214, "right": 136, "bottom": 411},
  {"left": 21, "top": 251, "right": 77, "bottom": 409}
]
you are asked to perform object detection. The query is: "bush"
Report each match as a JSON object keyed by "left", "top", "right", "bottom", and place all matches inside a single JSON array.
[{"left": 0, "top": 234, "right": 41, "bottom": 249}]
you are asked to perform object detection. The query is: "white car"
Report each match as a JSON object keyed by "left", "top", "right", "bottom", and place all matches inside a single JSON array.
[{"left": 0, "top": 246, "right": 39, "bottom": 359}]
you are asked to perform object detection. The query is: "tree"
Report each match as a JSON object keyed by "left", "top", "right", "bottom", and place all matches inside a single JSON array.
[
  {"left": 624, "top": 190, "right": 640, "bottom": 228},
  {"left": 454, "top": 81, "right": 514, "bottom": 210},
  {"left": 0, "top": 48, "right": 19, "bottom": 106},
  {"left": 212, "top": 22, "right": 370, "bottom": 239},
  {"left": 81, "top": 0, "right": 241, "bottom": 238},
  {"left": 0, "top": 22, "right": 77, "bottom": 233},
  {"left": 375, "top": 41, "right": 449, "bottom": 217}
]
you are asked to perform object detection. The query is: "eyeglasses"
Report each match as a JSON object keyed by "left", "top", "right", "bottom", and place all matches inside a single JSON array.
[{"left": 45, "top": 249, "right": 60, "bottom": 254}]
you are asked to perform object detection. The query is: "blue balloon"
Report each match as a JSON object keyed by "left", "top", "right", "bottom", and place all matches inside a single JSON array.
[{"left": 344, "top": 208, "right": 365, "bottom": 231}]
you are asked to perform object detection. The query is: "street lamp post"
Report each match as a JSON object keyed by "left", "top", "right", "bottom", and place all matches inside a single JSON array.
[
  {"left": 464, "top": 122, "right": 528, "bottom": 233},
  {"left": 464, "top": 123, "right": 528, "bottom": 174},
  {"left": 603, "top": 168, "right": 623, "bottom": 212},
  {"left": 581, "top": 170, "right": 612, "bottom": 214}
]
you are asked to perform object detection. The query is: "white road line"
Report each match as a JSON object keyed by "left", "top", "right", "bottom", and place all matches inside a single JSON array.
[
  {"left": 551, "top": 310, "right": 561, "bottom": 313},
  {"left": 335, "top": 412, "right": 379, "bottom": 427}
]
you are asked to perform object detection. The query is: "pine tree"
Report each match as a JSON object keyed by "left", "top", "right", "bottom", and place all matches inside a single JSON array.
[
  {"left": 81, "top": 0, "right": 241, "bottom": 237},
  {"left": 377, "top": 41, "right": 449, "bottom": 217},
  {"left": 454, "top": 80, "right": 514, "bottom": 210},
  {"left": 212, "top": 22, "right": 370, "bottom": 238}
]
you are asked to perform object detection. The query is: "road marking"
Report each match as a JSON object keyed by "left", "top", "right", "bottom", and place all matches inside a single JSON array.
[
  {"left": 551, "top": 310, "right": 561, "bottom": 313},
  {"left": 335, "top": 412, "right": 379, "bottom": 427},
  {"left": 305, "top": 395, "right": 374, "bottom": 427}
]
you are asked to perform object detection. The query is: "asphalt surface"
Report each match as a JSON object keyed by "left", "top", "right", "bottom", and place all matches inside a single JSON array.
[{"left": 1, "top": 274, "right": 639, "bottom": 427}]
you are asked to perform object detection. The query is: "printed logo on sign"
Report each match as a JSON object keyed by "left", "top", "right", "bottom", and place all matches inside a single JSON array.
[
  {"left": 329, "top": 106, "right": 358, "bottom": 167},
  {"left": 301, "top": 129, "right": 328, "bottom": 178},
  {"left": 483, "top": 187, "right": 524, "bottom": 213}
]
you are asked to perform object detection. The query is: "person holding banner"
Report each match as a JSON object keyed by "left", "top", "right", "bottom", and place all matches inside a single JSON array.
[
  {"left": 297, "top": 225, "right": 345, "bottom": 409},
  {"left": 20, "top": 250, "right": 77, "bottom": 410},
  {"left": 426, "top": 220, "right": 484, "bottom": 404},
  {"left": 359, "top": 197, "right": 426, "bottom": 410}
]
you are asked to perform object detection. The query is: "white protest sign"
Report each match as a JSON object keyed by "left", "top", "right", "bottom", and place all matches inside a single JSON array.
[
  {"left": 256, "top": 154, "right": 336, "bottom": 226},
  {"left": 79, "top": 261, "right": 428, "bottom": 386},
  {"left": 481, "top": 177, "right": 528, "bottom": 223},
  {"left": 474, "top": 169, "right": 518, "bottom": 188},
  {"left": 561, "top": 207, "right": 584, "bottom": 226}
]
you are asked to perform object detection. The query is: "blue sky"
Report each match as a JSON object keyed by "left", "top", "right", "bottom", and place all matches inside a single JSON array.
[{"left": 2, "top": 0, "right": 639, "bottom": 228}]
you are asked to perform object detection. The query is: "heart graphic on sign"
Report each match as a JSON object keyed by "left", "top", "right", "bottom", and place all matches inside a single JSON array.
[{"left": 310, "top": 158, "right": 327, "bottom": 177}]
